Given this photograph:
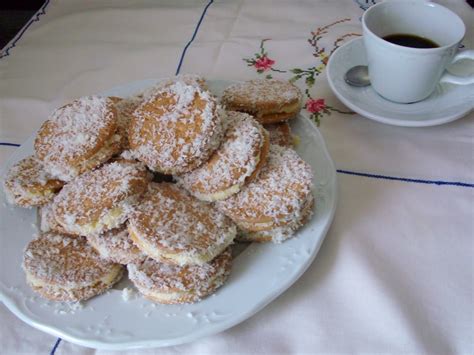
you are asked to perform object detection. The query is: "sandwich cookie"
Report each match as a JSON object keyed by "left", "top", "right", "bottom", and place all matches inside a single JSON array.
[
  {"left": 222, "top": 79, "right": 302, "bottom": 124},
  {"left": 238, "top": 193, "right": 314, "bottom": 243},
  {"left": 110, "top": 96, "right": 143, "bottom": 150},
  {"left": 3, "top": 156, "right": 64, "bottom": 207},
  {"left": 264, "top": 122, "right": 293, "bottom": 147},
  {"left": 217, "top": 145, "right": 313, "bottom": 233},
  {"left": 128, "top": 247, "right": 232, "bottom": 304},
  {"left": 129, "top": 80, "right": 226, "bottom": 174},
  {"left": 38, "top": 201, "right": 70, "bottom": 235},
  {"left": 178, "top": 111, "right": 270, "bottom": 202},
  {"left": 128, "top": 183, "right": 236, "bottom": 265},
  {"left": 35, "top": 96, "right": 121, "bottom": 181},
  {"left": 52, "top": 160, "right": 149, "bottom": 236},
  {"left": 23, "top": 233, "right": 124, "bottom": 302},
  {"left": 87, "top": 224, "right": 144, "bottom": 265}
]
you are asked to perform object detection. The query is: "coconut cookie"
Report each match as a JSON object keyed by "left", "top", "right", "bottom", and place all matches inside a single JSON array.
[
  {"left": 128, "top": 183, "right": 236, "bottom": 265},
  {"left": 129, "top": 80, "right": 226, "bottom": 174},
  {"left": 178, "top": 111, "right": 270, "bottom": 202},
  {"left": 128, "top": 247, "right": 232, "bottom": 304},
  {"left": 87, "top": 224, "right": 144, "bottom": 265},
  {"left": 264, "top": 122, "right": 294, "bottom": 147},
  {"left": 38, "top": 201, "right": 70, "bottom": 235},
  {"left": 238, "top": 193, "right": 314, "bottom": 243},
  {"left": 34, "top": 96, "right": 121, "bottom": 181},
  {"left": 217, "top": 145, "right": 313, "bottom": 235},
  {"left": 110, "top": 96, "right": 143, "bottom": 151},
  {"left": 22, "top": 233, "right": 124, "bottom": 302},
  {"left": 222, "top": 79, "right": 302, "bottom": 124},
  {"left": 52, "top": 160, "right": 149, "bottom": 236},
  {"left": 3, "top": 156, "right": 64, "bottom": 207}
]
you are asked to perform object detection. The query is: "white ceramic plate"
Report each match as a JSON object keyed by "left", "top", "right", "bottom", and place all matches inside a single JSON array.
[
  {"left": 0, "top": 79, "right": 337, "bottom": 350},
  {"left": 327, "top": 38, "right": 474, "bottom": 127}
]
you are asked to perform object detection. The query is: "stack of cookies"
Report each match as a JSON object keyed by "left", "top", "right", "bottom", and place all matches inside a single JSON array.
[{"left": 3, "top": 75, "right": 314, "bottom": 305}]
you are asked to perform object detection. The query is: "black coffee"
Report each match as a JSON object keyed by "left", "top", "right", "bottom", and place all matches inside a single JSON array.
[{"left": 382, "top": 34, "right": 439, "bottom": 49}]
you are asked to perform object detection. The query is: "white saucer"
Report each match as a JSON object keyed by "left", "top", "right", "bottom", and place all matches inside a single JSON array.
[{"left": 327, "top": 38, "right": 474, "bottom": 127}]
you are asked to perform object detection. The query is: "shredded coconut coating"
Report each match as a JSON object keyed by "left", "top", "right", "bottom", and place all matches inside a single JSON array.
[
  {"left": 217, "top": 145, "right": 313, "bottom": 230},
  {"left": 39, "top": 201, "right": 70, "bottom": 235},
  {"left": 127, "top": 247, "right": 232, "bottom": 303},
  {"left": 144, "top": 75, "right": 208, "bottom": 97},
  {"left": 265, "top": 122, "right": 293, "bottom": 147},
  {"left": 23, "top": 233, "right": 121, "bottom": 288},
  {"left": 222, "top": 79, "right": 302, "bottom": 116},
  {"left": 238, "top": 193, "right": 314, "bottom": 243},
  {"left": 87, "top": 224, "right": 144, "bottom": 265},
  {"left": 128, "top": 183, "right": 236, "bottom": 264},
  {"left": 178, "top": 111, "right": 267, "bottom": 200},
  {"left": 3, "top": 156, "right": 64, "bottom": 207},
  {"left": 52, "top": 160, "right": 149, "bottom": 233},
  {"left": 110, "top": 96, "right": 143, "bottom": 151},
  {"left": 129, "top": 80, "right": 226, "bottom": 174},
  {"left": 34, "top": 96, "right": 120, "bottom": 181}
]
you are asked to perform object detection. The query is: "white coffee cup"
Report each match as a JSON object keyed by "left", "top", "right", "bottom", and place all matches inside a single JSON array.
[{"left": 362, "top": 0, "right": 474, "bottom": 103}]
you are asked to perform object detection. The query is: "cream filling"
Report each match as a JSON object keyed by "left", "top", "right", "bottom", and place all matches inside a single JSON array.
[
  {"left": 237, "top": 219, "right": 275, "bottom": 232},
  {"left": 46, "top": 134, "right": 120, "bottom": 181},
  {"left": 76, "top": 134, "right": 121, "bottom": 173},
  {"left": 61, "top": 204, "right": 127, "bottom": 236},
  {"left": 240, "top": 193, "right": 314, "bottom": 242},
  {"left": 26, "top": 265, "right": 123, "bottom": 290},
  {"left": 5, "top": 186, "right": 56, "bottom": 206},
  {"left": 259, "top": 101, "right": 301, "bottom": 117},
  {"left": 129, "top": 224, "right": 236, "bottom": 266},
  {"left": 192, "top": 183, "right": 241, "bottom": 202}
]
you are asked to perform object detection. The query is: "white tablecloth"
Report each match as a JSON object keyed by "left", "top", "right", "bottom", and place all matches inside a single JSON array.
[{"left": 1, "top": 0, "right": 473, "bottom": 353}]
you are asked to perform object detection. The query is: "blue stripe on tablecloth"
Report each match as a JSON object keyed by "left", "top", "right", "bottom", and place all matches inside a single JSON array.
[
  {"left": 337, "top": 169, "right": 474, "bottom": 188},
  {"left": 175, "top": 0, "right": 214, "bottom": 75},
  {"left": 50, "top": 338, "right": 62, "bottom": 355},
  {"left": 0, "top": 0, "right": 51, "bottom": 59},
  {"left": 3, "top": 142, "right": 472, "bottom": 188}
]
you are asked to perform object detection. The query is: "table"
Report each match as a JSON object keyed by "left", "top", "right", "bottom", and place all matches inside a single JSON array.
[{"left": 1, "top": 1, "right": 473, "bottom": 353}]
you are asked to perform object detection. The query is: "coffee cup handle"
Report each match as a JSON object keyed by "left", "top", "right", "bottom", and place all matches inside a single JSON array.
[{"left": 440, "top": 50, "right": 474, "bottom": 85}]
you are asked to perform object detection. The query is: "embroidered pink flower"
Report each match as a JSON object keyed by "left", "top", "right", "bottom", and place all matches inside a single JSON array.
[
  {"left": 254, "top": 56, "right": 275, "bottom": 71},
  {"left": 305, "top": 98, "right": 326, "bottom": 113}
]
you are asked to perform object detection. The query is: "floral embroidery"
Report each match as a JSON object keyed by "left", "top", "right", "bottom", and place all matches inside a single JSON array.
[
  {"left": 243, "top": 39, "right": 286, "bottom": 79},
  {"left": 254, "top": 56, "right": 275, "bottom": 71},
  {"left": 243, "top": 20, "right": 358, "bottom": 126},
  {"left": 306, "top": 98, "right": 326, "bottom": 114},
  {"left": 303, "top": 89, "right": 353, "bottom": 126}
]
